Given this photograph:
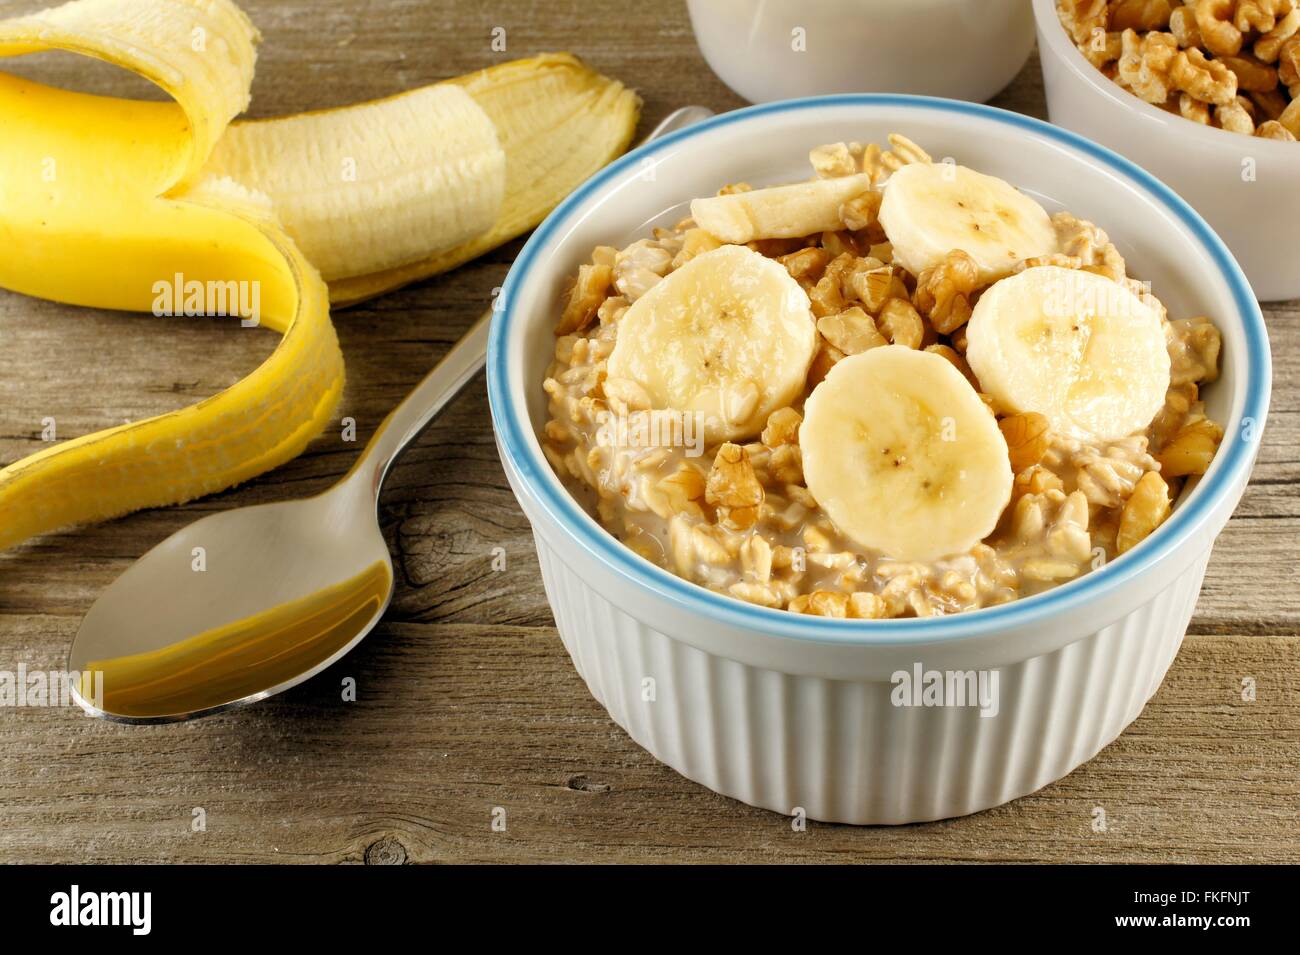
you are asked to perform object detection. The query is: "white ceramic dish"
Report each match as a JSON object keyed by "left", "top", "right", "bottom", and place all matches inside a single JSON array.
[
  {"left": 687, "top": 0, "right": 1035, "bottom": 104},
  {"left": 1033, "top": 0, "right": 1300, "bottom": 301},
  {"left": 487, "top": 96, "right": 1270, "bottom": 825}
]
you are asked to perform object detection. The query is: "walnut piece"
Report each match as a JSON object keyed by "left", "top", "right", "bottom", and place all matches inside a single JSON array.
[
  {"left": 706, "top": 443, "right": 764, "bottom": 510},
  {"left": 817, "top": 306, "right": 888, "bottom": 355},
  {"left": 913, "top": 249, "right": 979, "bottom": 334},
  {"left": 1117, "top": 470, "right": 1172, "bottom": 553},
  {"left": 556, "top": 263, "right": 612, "bottom": 335},
  {"left": 1156, "top": 416, "right": 1224, "bottom": 475},
  {"left": 999, "top": 413, "right": 1052, "bottom": 473}
]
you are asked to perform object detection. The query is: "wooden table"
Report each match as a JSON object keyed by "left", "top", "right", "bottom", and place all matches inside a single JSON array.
[{"left": 1, "top": 0, "right": 1296, "bottom": 864}]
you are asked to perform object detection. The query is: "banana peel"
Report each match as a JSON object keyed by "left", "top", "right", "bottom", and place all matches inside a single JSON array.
[{"left": 0, "top": 0, "right": 639, "bottom": 552}]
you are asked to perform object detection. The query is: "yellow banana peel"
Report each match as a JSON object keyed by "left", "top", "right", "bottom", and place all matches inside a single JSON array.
[{"left": 0, "top": 0, "right": 639, "bottom": 552}]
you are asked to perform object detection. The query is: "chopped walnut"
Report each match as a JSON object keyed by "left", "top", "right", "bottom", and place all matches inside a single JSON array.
[
  {"left": 1257, "top": 116, "right": 1299, "bottom": 134},
  {"left": 844, "top": 260, "right": 907, "bottom": 313},
  {"left": 1000, "top": 412, "right": 1052, "bottom": 473},
  {"left": 778, "top": 246, "right": 831, "bottom": 285},
  {"left": 1148, "top": 382, "right": 1197, "bottom": 451},
  {"left": 1118, "top": 28, "right": 1182, "bottom": 100},
  {"left": 821, "top": 229, "right": 871, "bottom": 259},
  {"left": 1156, "top": 415, "right": 1224, "bottom": 475},
  {"left": 789, "top": 590, "right": 850, "bottom": 617},
  {"left": 848, "top": 592, "right": 888, "bottom": 619},
  {"left": 556, "top": 263, "right": 612, "bottom": 335},
  {"left": 817, "top": 306, "right": 888, "bottom": 355},
  {"left": 1176, "top": 90, "right": 1210, "bottom": 122},
  {"left": 840, "top": 190, "right": 883, "bottom": 231},
  {"left": 1112, "top": 0, "right": 1174, "bottom": 30},
  {"left": 1059, "top": 0, "right": 1113, "bottom": 44},
  {"left": 1170, "top": 3, "right": 1204, "bottom": 45},
  {"left": 762, "top": 407, "right": 803, "bottom": 448},
  {"left": 1168, "top": 315, "right": 1222, "bottom": 384},
  {"left": 1221, "top": 51, "right": 1280, "bottom": 88},
  {"left": 706, "top": 443, "right": 764, "bottom": 510},
  {"left": 808, "top": 252, "right": 857, "bottom": 317},
  {"left": 1280, "top": 34, "right": 1300, "bottom": 81},
  {"left": 1236, "top": 0, "right": 1298, "bottom": 34},
  {"left": 1280, "top": 93, "right": 1300, "bottom": 131},
  {"left": 877, "top": 298, "right": 925, "bottom": 349},
  {"left": 1117, "top": 470, "right": 1172, "bottom": 553},
  {"left": 807, "top": 338, "right": 846, "bottom": 386},
  {"left": 1012, "top": 464, "right": 1066, "bottom": 501},
  {"left": 1196, "top": 0, "right": 1244, "bottom": 56},
  {"left": 1255, "top": 6, "right": 1300, "bottom": 58},
  {"left": 1216, "top": 94, "right": 1258, "bottom": 129},
  {"left": 913, "top": 249, "right": 979, "bottom": 334},
  {"left": 1053, "top": 211, "right": 1127, "bottom": 280},
  {"left": 1178, "top": 45, "right": 1241, "bottom": 102}
]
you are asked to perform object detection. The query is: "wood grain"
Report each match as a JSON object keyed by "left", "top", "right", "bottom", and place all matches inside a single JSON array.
[{"left": 0, "top": 0, "right": 1296, "bottom": 864}]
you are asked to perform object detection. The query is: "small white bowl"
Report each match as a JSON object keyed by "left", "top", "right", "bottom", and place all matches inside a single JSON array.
[
  {"left": 1033, "top": 0, "right": 1300, "bottom": 301},
  {"left": 488, "top": 96, "right": 1270, "bottom": 824},
  {"left": 687, "top": 0, "right": 1034, "bottom": 104}
]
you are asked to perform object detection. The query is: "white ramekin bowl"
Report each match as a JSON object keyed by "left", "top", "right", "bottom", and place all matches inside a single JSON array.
[
  {"left": 687, "top": 0, "right": 1034, "bottom": 104},
  {"left": 488, "top": 96, "right": 1270, "bottom": 825},
  {"left": 1033, "top": 0, "right": 1300, "bottom": 301}
]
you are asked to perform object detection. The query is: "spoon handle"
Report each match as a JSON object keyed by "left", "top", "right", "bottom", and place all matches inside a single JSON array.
[
  {"left": 343, "top": 104, "right": 715, "bottom": 503},
  {"left": 345, "top": 308, "right": 492, "bottom": 501}
]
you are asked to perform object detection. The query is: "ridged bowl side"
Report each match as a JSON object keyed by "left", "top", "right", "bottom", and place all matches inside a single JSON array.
[{"left": 537, "top": 536, "right": 1208, "bottom": 825}]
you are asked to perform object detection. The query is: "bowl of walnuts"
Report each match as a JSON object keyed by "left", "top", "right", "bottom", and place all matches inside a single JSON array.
[{"left": 1036, "top": 0, "right": 1300, "bottom": 300}]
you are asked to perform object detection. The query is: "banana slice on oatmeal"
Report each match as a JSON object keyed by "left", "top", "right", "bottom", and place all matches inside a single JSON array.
[
  {"left": 800, "top": 345, "right": 1014, "bottom": 562},
  {"left": 965, "top": 266, "right": 1171, "bottom": 442},
  {"left": 878, "top": 161, "right": 1058, "bottom": 283},
  {"left": 605, "top": 244, "right": 818, "bottom": 442}
]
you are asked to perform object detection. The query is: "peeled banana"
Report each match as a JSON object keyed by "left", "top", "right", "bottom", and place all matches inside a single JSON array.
[{"left": 0, "top": 0, "right": 639, "bottom": 552}]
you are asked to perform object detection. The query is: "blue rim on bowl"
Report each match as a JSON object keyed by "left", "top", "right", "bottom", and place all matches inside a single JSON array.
[{"left": 488, "top": 94, "right": 1270, "bottom": 646}]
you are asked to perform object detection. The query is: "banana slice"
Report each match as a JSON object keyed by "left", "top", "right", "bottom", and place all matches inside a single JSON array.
[
  {"left": 800, "top": 346, "right": 1012, "bottom": 562},
  {"left": 605, "top": 245, "right": 816, "bottom": 442},
  {"left": 965, "top": 266, "right": 1170, "bottom": 442},
  {"left": 690, "top": 173, "right": 875, "bottom": 244},
  {"left": 878, "top": 162, "right": 1057, "bottom": 283}
]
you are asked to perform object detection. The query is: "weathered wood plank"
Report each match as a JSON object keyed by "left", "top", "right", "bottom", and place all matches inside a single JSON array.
[{"left": 0, "top": 617, "right": 1294, "bottom": 863}]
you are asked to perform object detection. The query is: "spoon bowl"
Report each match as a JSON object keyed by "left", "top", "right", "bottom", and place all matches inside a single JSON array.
[{"left": 70, "top": 482, "right": 393, "bottom": 722}]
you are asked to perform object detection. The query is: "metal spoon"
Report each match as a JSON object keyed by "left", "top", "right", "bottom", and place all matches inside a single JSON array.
[{"left": 69, "top": 105, "right": 714, "bottom": 723}]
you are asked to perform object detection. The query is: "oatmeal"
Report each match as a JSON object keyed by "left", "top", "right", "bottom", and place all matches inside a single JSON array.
[
  {"left": 1058, "top": 0, "right": 1300, "bottom": 140},
  {"left": 540, "top": 133, "right": 1224, "bottom": 619}
]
